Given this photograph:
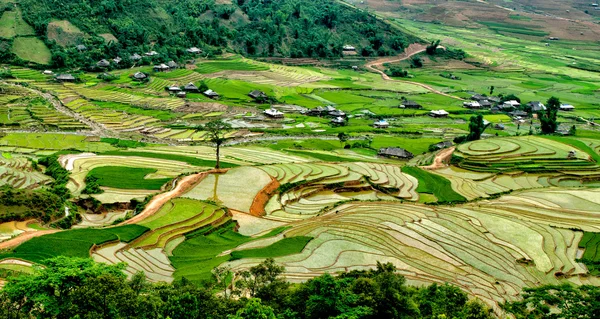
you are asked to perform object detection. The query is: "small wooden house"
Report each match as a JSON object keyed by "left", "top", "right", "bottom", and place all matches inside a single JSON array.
[
  {"left": 184, "top": 82, "right": 199, "bottom": 92},
  {"left": 56, "top": 74, "right": 76, "bottom": 82},
  {"left": 400, "top": 100, "right": 422, "bottom": 109},
  {"left": 203, "top": 89, "right": 219, "bottom": 99},
  {"left": 429, "top": 110, "right": 449, "bottom": 118},
  {"left": 132, "top": 72, "right": 148, "bottom": 81},
  {"left": 378, "top": 147, "right": 414, "bottom": 160},
  {"left": 373, "top": 120, "right": 389, "bottom": 129},
  {"left": 248, "top": 90, "right": 268, "bottom": 101},
  {"left": 264, "top": 108, "right": 284, "bottom": 119}
]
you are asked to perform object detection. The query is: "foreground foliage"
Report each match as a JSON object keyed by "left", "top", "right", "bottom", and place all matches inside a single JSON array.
[{"left": 0, "top": 257, "right": 494, "bottom": 319}]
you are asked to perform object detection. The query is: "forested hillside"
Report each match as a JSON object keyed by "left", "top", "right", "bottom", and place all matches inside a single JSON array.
[{"left": 0, "top": 0, "right": 418, "bottom": 67}]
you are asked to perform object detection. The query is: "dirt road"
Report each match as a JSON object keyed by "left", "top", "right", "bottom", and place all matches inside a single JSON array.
[
  {"left": 0, "top": 230, "right": 61, "bottom": 250},
  {"left": 364, "top": 44, "right": 464, "bottom": 101},
  {"left": 421, "top": 147, "right": 455, "bottom": 170},
  {"left": 123, "top": 170, "right": 222, "bottom": 225}
]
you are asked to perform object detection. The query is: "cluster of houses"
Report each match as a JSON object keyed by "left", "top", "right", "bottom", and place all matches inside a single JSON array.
[
  {"left": 466, "top": 94, "right": 575, "bottom": 113},
  {"left": 301, "top": 105, "right": 348, "bottom": 125}
]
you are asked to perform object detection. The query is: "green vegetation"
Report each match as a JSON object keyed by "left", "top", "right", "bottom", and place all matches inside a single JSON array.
[
  {"left": 231, "top": 236, "right": 312, "bottom": 260},
  {"left": 0, "top": 257, "right": 497, "bottom": 319},
  {"left": 0, "top": 225, "right": 148, "bottom": 264},
  {"left": 87, "top": 166, "right": 171, "bottom": 190},
  {"left": 12, "top": 0, "right": 417, "bottom": 68},
  {"left": 401, "top": 166, "right": 466, "bottom": 203},
  {"left": 0, "top": 185, "right": 64, "bottom": 223},
  {"left": 11, "top": 37, "right": 51, "bottom": 64},
  {"left": 578, "top": 232, "right": 600, "bottom": 275}
]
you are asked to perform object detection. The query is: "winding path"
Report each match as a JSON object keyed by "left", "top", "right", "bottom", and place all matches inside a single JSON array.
[
  {"left": 421, "top": 146, "right": 456, "bottom": 170},
  {"left": 364, "top": 44, "right": 464, "bottom": 100}
]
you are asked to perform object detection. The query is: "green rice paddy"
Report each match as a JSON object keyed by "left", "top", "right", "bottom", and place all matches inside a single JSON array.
[{"left": 88, "top": 166, "right": 172, "bottom": 190}]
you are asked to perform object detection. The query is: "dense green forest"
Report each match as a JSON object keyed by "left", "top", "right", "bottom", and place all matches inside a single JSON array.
[
  {"left": 2, "top": 257, "right": 597, "bottom": 319},
  {"left": 2, "top": 0, "right": 418, "bottom": 68}
]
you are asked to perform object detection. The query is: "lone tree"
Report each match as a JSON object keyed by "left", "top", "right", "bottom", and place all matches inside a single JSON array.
[
  {"left": 539, "top": 96, "right": 560, "bottom": 134},
  {"left": 467, "top": 114, "right": 487, "bottom": 141},
  {"left": 426, "top": 40, "right": 441, "bottom": 55},
  {"left": 337, "top": 132, "right": 349, "bottom": 147},
  {"left": 204, "top": 119, "right": 232, "bottom": 169}
]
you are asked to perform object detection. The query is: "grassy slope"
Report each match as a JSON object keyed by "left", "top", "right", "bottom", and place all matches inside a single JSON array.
[{"left": 578, "top": 232, "right": 600, "bottom": 275}]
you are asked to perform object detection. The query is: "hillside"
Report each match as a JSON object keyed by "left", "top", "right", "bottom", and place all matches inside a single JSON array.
[{"left": 0, "top": 0, "right": 419, "bottom": 67}]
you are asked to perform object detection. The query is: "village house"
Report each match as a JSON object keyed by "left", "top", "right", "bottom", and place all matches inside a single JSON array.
[
  {"left": 187, "top": 47, "right": 202, "bottom": 54},
  {"left": 342, "top": 45, "right": 356, "bottom": 55},
  {"left": 153, "top": 64, "right": 170, "bottom": 72},
  {"left": 373, "top": 120, "right": 389, "bottom": 129},
  {"left": 560, "top": 104, "right": 575, "bottom": 111},
  {"left": 527, "top": 101, "right": 546, "bottom": 112},
  {"left": 471, "top": 94, "right": 486, "bottom": 101},
  {"left": 305, "top": 106, "right": 325, "bottom": 116},
  {"left": 331, "top": 116, "right": 346, "bottom": 126},
  {"left": 145, "top": 51, "right": 159, "bottom": 56},
  {"left": 494, "top": 123, "right": 505, "bottom": 130},
  {"left": 378, "top": 147, "right": 414, "bottom": 160},
  {"left": 184, "top": 82, "right": 199, "bottom": 92},
  {"left": 166, "top": 85, "right": 182, "bottom": 92},
  {"left": 431, "top": 141, "right": 453, "bottom": 151},
  {"left": 55, "top": 74, "right": 76, "bottom": 82},
  {"left": 479, "top": 100, "right": 492, "bottom": 108},
  {"left": 176, "top": 91, "right": 187, "bottom": 98},
  {"left": 113, "top": 57, "right": 122, "bottom": 64},
  {"left": 97, "top": 59, "right": 110, "bottom": 68},
  {"left": 132, "top": 72, "right": 148, "bottom": 81},
  {"left": 264, "top": 108, "right": 284, "bottom": 119},
  {"left": 463, "top": 101, "right": 481, "bottom": 109},
  {"left": 76, "top": 44, "right": 87, "bottom": 51},
  {"left": 42, "top": 70, "right": 53, "bottom": 75},
  {"left": 429, "top": 110, "right": 449, "bottom": 118},
  {"left": 248, "top": 90, "right": 267, "bottom": 100},
  {"left": 203, "top": 89, "right": 219, "bottom": 99},
  {"left": 509, "top": 110, "right": 528, "bottom": 118},
  {"left": 167, "top": 61, "right": 178, "bottom": 69},
  {"left": 400, "top": 100, "right": 422, "bottom": 109},
  {"left": 130, "top": 53, "right": 142, "bottom": 61},
  {"left": 328, "top": 109, "right": 346, "bottom": 118},
  {"left": 501, "top": 100, "right": 520, "bottom": 110}
]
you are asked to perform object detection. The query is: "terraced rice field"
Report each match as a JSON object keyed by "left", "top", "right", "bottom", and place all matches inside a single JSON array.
[
  {"left": 260, "top": 162, "right": 418, "bottom": 221},
  {"left": 91, "top": 198, "right": 230, "bottom": 282},
  {"left": 133, "top": 198, "right": 229, "bottom": 250},
  {"left": 92, "top": 242, "right": 175, "bottom": 282},
  {"left": 454, "top": 136, "right": 599, "bottom": 172},
  {"left": 0, "top": 155, "right": 51, "bottom": 189},
  {"left": 225, "top": 190, "right": 600, "bottom": 312},
  {"left": 184, "top": 167, "right": 273, "bottom": 213},
  {"left": 62, "top": 154, "right": 198, "bottom": 195},
  {"left": 431, "top": 167, "right": 555, "bottom": 200}
]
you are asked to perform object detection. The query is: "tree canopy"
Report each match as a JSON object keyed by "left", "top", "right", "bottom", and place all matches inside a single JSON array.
[{"left": 9, "top": 0, "right": 419, "bottom": 68}]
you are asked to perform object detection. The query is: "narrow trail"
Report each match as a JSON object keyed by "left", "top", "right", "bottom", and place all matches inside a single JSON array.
[
  {"left": 364, "top": 44, "right": 464, "bottom": 101},
  {"left": 122, "top": 169, "right": 224, "bottom": 225},
  {"left": 0, "top": 230, "right": 61, "bottom": 250},
  {"left": 421, "top": 146, "right": 455, "bottom": 170}
]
